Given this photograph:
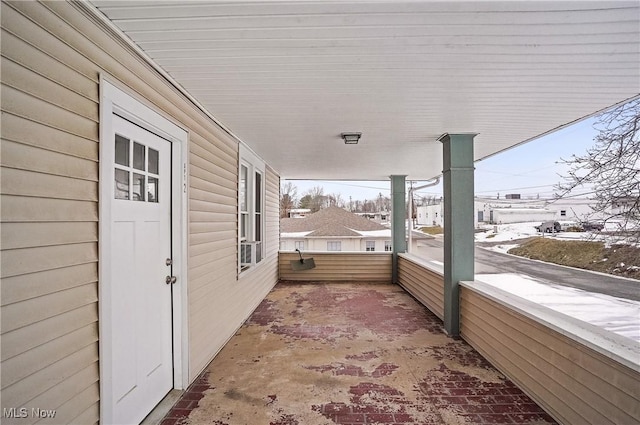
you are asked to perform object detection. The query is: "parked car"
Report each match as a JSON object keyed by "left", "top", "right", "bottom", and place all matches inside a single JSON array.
[
  {"left": 581, "top": 221, "right": 605, "bottom": 231},
  {"left": 535, "top": 221, "right": 561, "bottom": 233}
]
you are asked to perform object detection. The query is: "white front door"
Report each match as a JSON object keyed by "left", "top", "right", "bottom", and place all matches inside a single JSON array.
[{"left": 110, "top": 114, "right": 173, "bottom": 424}]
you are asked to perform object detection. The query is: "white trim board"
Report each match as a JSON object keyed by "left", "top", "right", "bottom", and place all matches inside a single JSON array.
[{"left": 99, "top": 76, "right": 190, "bottom": 424}]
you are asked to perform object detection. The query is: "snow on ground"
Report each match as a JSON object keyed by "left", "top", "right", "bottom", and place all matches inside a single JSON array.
[
  {"left": 476, "top": 221, "right": 635, "bottom": 251},
  {"left": 552, "top": 231, "right": 598, "bottom": 240},
  {"left": 473, "top": 221, "right": 583, "bottom": 251},
  {"left": 489, "top": 244, "right": 519, "bottom": 254},
  {"left": 476, "top": 273, "right": 640, "bottom": 343},
  {"left": 475, "top": 222, "right": 540, "bottom": 242}
]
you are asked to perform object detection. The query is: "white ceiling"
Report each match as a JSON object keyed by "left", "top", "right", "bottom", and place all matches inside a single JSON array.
[{"left": 92, "top": 1, "right": 640, "bottom": 180}]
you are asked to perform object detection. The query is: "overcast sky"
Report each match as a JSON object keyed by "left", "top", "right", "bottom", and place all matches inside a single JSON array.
[{"left": 284, "top": 116, "right": 598, "bottom": 202}]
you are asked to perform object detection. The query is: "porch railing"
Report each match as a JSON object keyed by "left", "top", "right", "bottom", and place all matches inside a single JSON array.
[
  {"left": 278, "top": 251, "right": 392, "bottom": 282},
  {"left": 397, "top": 253, "right": 640, "bottom": 425},
  {"left": 459, "top": 280, "right": 639, "bottom": 425},
  {"left": 397, "top": 253, "right": 444, "bottom": 320}
]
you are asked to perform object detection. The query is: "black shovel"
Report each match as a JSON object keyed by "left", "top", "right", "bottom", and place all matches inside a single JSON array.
[{"left": 290, "top": 248, "right": 316, "bottom": 271}]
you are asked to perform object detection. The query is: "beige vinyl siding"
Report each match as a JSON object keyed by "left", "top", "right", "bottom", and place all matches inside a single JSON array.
[
  {"left": 186, "top": 127, "right": 239, "bottom": 380},
  {"left": 279, "top": 252, "right": 392, "bottom": 282},
  {"left": 264, "top": 167, "right": 280, "bottom": 260},
  {"left": 1, "top": 2, "right": 100, "bottom": 423},
  {"left": 1, "top": 196, "right": 97, "bottom": 222},
  {"left": 1, "top": 222, "right": 97, "bottom": 250},
  {"left": 460, "top": 285, "right": 640, "bottom": 425},
  {"left": 189, "top": 166, "right": 280, "bottom": 377},
  {"left": 397, "top": 254, "right": 444, "bottom": 320},
  {"left": 1, "top": 113, "right": 98, "bottom": 161},
  {"left": 1, "top": 1, "right": 280, "bottom": 422}
]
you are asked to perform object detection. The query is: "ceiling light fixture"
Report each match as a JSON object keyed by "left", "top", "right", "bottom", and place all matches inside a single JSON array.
[{"left": 341, "top": 132, "right": 362, "bottom": 145}]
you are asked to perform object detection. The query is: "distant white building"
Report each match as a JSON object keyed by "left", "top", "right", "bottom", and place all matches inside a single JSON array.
[
  {"left": 288, "top": 208, "right": 311, "bottom": 218},
  {"left": 416, "top": 196, "right": 606, "bottom": 227},
  {"left": 486, "top": 207, "right": 556, "bottom": 224},
  {"left": 416, "top": 204, "right": 444, "bottom": 227},
  {"left": 476, "top": 198, "right": 555, "bottom": 225},
  {"left": 354, "top": 211, "right": 390, "bottom": 224},
  {"left": 280, "top": 206, "right": 392, "bottom": 252}
]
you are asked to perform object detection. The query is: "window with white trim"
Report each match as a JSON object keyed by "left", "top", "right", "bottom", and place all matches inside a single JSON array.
[
  {"left": 294, "top": 241, "right": 305, "bottom": 251},
  {"left": 384, "top": 241, "right": 392, "bottom": 252},
  {"left": 327, "top": 241, "right": 341, "bottom": 251},
  {"left": 239, "top": 145, "right": 265, "bottom": 272},
  {"left": 365, "top": 241, "right": 375, "bottom": 251}
]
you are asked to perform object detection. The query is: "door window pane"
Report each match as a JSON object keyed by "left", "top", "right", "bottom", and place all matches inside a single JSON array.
[
  {"left": 133, "top": 142, "right": 145, "bottom": 171},
  {"left": 148, "top": 177, "right": 158, "bottom": 203},
  {"left": 133, "top": 173, "right": 145, "bottom": 201},
  {"left": 115, "top": 168, "right": 129, "bottom": 199},
  {"left": 115, "top": 135, "right": 129, "bottom": 166},
  {"left": 148, "top": 148, "right": 159, "bottom": 174}
]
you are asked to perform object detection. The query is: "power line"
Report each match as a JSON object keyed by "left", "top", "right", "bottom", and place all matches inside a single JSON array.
[
  {"left": 294, "top": 181, "right": 392, "bottom": 192},
  {"left": 479, "top": 163, "right": 559, "bottom": 178}
]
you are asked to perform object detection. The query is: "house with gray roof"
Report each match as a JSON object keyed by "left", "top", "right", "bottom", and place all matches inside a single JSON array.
[{"left": 280, "top": 206, "right": 393, "bottom": 252}]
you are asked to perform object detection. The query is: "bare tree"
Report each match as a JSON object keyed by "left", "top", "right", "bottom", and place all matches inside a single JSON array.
[
  {"left": 376, "top": 192, "right": 384, "bottom": 211},
  {"left": 556, "top": 98, "right": 639, "bottom": 236},
  {"left": 280, "top": 182, "right": 298, "bottom": 218},
  {"left": 300, "top": 186, "right": 326, "bottom": 213},
  {"left": 383, "top": 195, "right": 391, "bottom": 211},
  {"left": 362, "top": 199, "right": 376, "bottom": 213},
  {"left": 327, "top": 193, "right": 345, "bottom": 208}
]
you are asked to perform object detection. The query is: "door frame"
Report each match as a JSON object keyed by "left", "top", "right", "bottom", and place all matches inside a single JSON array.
[{"left": 99, "top": 76, "right": 189, "bottom": 424}]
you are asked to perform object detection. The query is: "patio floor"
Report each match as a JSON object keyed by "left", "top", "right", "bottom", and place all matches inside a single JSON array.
[{"left": 161, "top": 282, "right": 557, "bottom": 425}]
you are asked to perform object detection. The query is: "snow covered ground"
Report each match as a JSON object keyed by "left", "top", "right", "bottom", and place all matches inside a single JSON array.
[
  {"left": 476, "top": 273, "right": 640, "bottom": 343},
  {"left": 475, "top": 221, "right": 541, "bottom": 243},
  {"left": 474, "top": 221, "right": 586, "bottom": 253},
  {"left": 475, "top": 220, "right": 638, "bottom": 247}
]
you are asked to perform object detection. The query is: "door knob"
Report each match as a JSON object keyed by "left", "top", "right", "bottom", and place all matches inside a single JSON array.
[{"left": 165, "top": 275, "right": 177, "bottom": 285}]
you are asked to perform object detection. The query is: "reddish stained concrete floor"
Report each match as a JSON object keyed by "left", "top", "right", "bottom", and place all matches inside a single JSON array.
[{"left": 161, "top": 282, "right": 557, "bottom": 425}]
